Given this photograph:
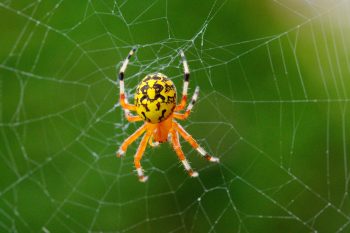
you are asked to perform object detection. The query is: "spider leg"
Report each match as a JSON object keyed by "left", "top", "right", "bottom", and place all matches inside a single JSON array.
[
  {"left": 173, "top": 122, "right": 219, "bottom": 162},
  {"left": 175, "top": 50, "right": 190, "bottom": 111},
  {"left": 148, "top": 135, "right": 160, "bottom": 147},
  {"left": 116, "top": 123, "right": 146, "bottom": 157},
  {"left": 121, "top": 95, "right": 142, "bottom": 122},
  {"left": 170, "top": 129, "right": 198, "bottom": 177},
  {"left": 173, "top": 86, "right": 199, "bottom": 120},
  {"left": 125, "top": 113, "right": 143, "bottom": 122},
  {"left": 119, "top": 48, "right": 137, "bottom": 111},
  {"left": 134, "top": 131, "right": 152, "bottom": 182}
]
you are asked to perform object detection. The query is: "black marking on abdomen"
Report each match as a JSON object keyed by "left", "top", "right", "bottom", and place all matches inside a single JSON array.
[
  {"left": 143, "top": 75, "right": 162, "bottom": 82},
  {"left": 141, "top": 112, "right": 151, "bottom": 122},
  {"left": 164, "top": 83, "right": 174, "bottom": 92},
  {"left": 141, "top": 85, "right": 149, "bottom": 95},
  {"left": 152, "top": 75, "right": 162, "bottom": 80},
  {"left": 158, "top": 109, "right": 167, "bottom": 121},
  {"left": 155, "top": 94, "right": 165, "bottom": 102},
  {"left": 141, "top": 103, "right": 150, "bottom": 112},
  {"left": 167, "top": 95, "right": 176, "bottom": 104},
  {"left": 140, "top": 95, "right": 148, "bottom": 104}
]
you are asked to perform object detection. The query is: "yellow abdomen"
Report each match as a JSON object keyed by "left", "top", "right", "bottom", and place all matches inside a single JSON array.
[{"left": 135, "top": 73, "right": 177, "bottom": 124}]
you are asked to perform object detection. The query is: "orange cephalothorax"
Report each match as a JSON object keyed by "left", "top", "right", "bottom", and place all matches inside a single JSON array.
[
  {"left": 152, "top": 116, "right": 173, "bottom": 143},
  {"left": 135, "top": 73, "right": 176, "bottom": 124}
]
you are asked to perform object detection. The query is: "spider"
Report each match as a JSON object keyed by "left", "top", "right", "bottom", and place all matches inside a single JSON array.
[{"left": 117, "top": 48, "right": 219, "bottom": 182}]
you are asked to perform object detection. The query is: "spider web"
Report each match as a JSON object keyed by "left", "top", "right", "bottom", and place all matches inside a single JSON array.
[{"left": 0, "top": 0, "right": 350, "bottom": 232}]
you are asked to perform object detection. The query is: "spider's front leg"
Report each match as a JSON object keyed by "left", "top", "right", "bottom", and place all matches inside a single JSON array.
[
  {"left": 134, "top": 131, "right": 152, "bottom": 182},
  {"left": 170, "top": 129, "right": 198, "bottom": 177},
  {"left": 119, "top": 48, "right": 138, "bottom": 115},
  {"left": 175, "top": 50, "right": 190, "bottom": 111},
  {"left": 118, "top": 48, "right": 143, "bottom": 122}
]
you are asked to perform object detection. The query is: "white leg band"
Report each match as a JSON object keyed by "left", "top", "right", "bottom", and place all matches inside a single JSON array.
[
  {"left": 180, "top": 51, "right": 189, "bottom": 74},
  {"left": 209, "top": 157, "right": 220, "bottom": 162},
  {"left": 120, "top": 80, "right": 125, "bottom": 94},
  {"left": 151, "top": 142, "right": 160, "bottom": 147},
  {"left": 182, "top": 160, "right": 191, "bottom": 170},
  {"left": 120, "top": 60, "right": 129, "bottom": 73},
  {"left": 117, "top": 148, "right": 125, "bottom": 156},
  {"left": 184, "top": 65, "right": 189, "bottom": 74},
  {"left": 180, "top": 50, "right": 189, "bottom": 74},
  {"left": 182, "top": 81, "right": 189, "bottom": 96},
  {"left": 197, "top": 147, "right": 206, "bottom": 156},
  {"left": 137, "top": 168, "right": 144, "bottom": 177}
]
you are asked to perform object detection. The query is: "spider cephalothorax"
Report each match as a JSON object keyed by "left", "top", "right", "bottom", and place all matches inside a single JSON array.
[
  {"left": 135, "top": 73, "right": 176, "bottom": 123},
  {"left": 117, "top": 48, "right": 219, "bottom": 182}
]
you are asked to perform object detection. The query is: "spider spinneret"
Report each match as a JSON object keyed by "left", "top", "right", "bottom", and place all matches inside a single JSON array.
[{"left": 117, "top": 48, "right": 219, "bottom": 182}]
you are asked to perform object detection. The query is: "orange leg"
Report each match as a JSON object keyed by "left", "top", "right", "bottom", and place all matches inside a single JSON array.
[
  {"left": 173, "top": 122, "right": 219, "bottom": 162},
  {"left": 175, "top": 96, "right": 187, "bottom": 111},
  {"left": 117, "top": 124, "right": 147, "bottom": 157},
  {"left": 170, "top": 129, "right": 198, "bottom": 177},
  {"left": 121, "top": 90, "right": 140, "bottom": 122},
  {"left": 173, "top": 111, "right": 190, "bottom": 120},
  {"left": 125, "top": 113, "right": 143, "bottom": 122},
  {"left": 134, "top": 131, "right": 152, "bottom": 182},
  {"left": 120, "top": 94, "right": 136, "bottom": 111}
]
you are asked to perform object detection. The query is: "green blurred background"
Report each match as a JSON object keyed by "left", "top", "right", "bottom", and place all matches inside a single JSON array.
[{"left": 1, "top": 0, "right": 350, "bottom": 232}]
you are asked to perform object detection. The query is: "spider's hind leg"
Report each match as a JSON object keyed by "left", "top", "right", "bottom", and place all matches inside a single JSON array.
[
  {"left": 134, "top": 131, "right": 152, "bottom": 182},
  {"left": 170, "top": 129, "right": 198, "bottom": 177},
  {"left": 173, "top": 122, "right": 219, "bottom": 163}
]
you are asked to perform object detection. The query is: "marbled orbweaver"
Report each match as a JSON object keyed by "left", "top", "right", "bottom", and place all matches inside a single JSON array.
[{"left": 117, "top": 48, "right": 219, "bottom": 182}]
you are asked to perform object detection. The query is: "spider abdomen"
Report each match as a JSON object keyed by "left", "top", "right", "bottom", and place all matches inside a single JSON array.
[{"left": 135, "top": 73, "right": 177, "bottom": 123}]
